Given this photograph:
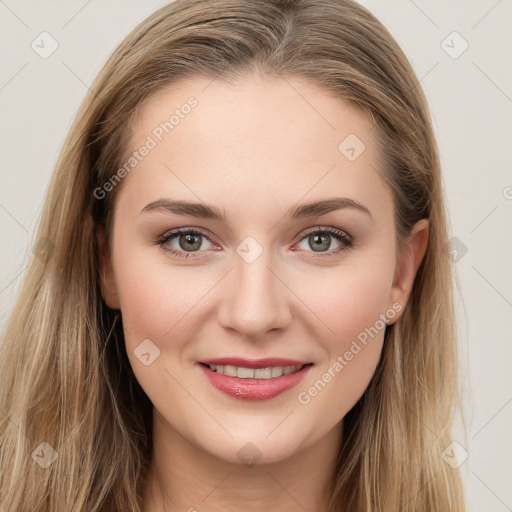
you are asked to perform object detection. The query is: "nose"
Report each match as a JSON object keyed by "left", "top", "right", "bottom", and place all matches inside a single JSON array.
[{"left": 216, "top": 245, "right": 293, "bottom": 342}]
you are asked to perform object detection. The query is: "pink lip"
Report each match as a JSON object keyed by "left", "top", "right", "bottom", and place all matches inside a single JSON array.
[
  {"left": 198, "top": 361, "right": 313, "bottom": 401},
  {"left": 200, "top": 357, "right": 309, "bottom": 369}
]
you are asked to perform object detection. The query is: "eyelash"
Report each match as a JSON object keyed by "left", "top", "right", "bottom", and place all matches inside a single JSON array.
[{"left": 155, "top": 226, "right": 353, "bottom": 260}]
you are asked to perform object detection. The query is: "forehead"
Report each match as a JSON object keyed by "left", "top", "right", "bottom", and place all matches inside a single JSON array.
[
  {"left": 117, "top": 75, "right": 390, "bottom": 223},
  {"left": 129, "top": 74, "right": 375, "bottom": 158}
]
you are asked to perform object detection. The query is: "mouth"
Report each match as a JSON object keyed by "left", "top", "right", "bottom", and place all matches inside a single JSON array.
[{"left": 197, "top": 359, "right": 314, "bottom": 401}]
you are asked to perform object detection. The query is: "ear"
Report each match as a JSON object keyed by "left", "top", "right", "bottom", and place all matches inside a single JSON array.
[
  {"left": 387, "top": 219, "right": 429, "bottom": 323},
  {"left": 96, "top": 223, "right": 120, "bottom": 309}
]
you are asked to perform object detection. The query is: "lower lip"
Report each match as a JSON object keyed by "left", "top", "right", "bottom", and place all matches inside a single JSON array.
[{"left": 199, "top": 363, "right": 313, "bottom": 401}]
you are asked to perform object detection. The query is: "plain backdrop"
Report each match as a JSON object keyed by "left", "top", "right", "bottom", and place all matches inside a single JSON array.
[{"left": 1, "top": 1, "right": 511, "bottom": 510}]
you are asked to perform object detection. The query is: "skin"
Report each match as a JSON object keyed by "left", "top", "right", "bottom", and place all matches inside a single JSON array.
[{"left": 97, "top": 73, "right": 428, "bottom": 511}]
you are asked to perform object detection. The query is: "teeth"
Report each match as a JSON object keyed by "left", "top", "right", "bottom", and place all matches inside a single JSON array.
[
  {"left": 254, "top": 367, "right": 272, "bottom": 379},
  {"left": 237, "top": 366, "right": 255, "bottom": 378},
  {"left": 208, "top": 364, "right": 303, "bottom": 378},
  {"left": 223, "top": 365, "right": 237, "bottom": 377},
  {"left": 271, "top": 367, "right": 282, "bottom": 377}
]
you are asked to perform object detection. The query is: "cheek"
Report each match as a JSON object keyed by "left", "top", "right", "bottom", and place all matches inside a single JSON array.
[
  {"left": 301, "top": 252, "right": 395, "bottom": 351},
  {"left": 113, "top": 257, "right": 212, "bottom": 402},
  {"left": 112, "top": 247, "right": 210, "bottom": 347},
  {"left": 293, "top": 249, "right": 395, "bottom": 415}
]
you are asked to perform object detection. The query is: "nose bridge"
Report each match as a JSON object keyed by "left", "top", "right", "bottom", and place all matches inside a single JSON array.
[{"left": 216, "top": 237, "right": 291, "bottom": 340}]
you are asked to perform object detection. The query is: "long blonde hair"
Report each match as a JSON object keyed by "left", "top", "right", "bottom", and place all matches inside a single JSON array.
[{"left": 0, "top": 0, "right": 465, "bottom": 510}]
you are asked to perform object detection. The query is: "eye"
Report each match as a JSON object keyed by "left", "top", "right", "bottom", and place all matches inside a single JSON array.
[
  {"left": 295, "top": 226, "right": 352, "bottom": 255},
  {"left": 156, "top": 228, "right": 216, "bottom": 259}
]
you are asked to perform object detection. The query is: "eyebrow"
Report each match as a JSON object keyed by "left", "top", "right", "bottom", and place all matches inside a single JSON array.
[{"left": 140, "top": 197, "right": 373, "bottom": 221}]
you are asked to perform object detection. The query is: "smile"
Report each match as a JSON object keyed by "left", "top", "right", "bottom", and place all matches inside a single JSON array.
[{"left": 198, "top": 358, "right": 314, "bottom": 401}]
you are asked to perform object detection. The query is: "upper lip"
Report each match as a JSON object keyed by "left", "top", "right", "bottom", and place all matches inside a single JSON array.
[{"left": 199, "top": 357, "right": 311, "bottom": 369}]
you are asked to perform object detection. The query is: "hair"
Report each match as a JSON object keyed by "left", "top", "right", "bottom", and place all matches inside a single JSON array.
[{"left": 0, "top": 0, "right": 466, "bottom": 510}]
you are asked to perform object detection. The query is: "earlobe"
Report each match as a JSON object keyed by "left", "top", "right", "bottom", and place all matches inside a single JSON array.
[
  {"left": 95, "top": 223, "right": 121, "bottom": 310},
  {"left": 387, "top": 219, "right": 429, "bottom": 321}
]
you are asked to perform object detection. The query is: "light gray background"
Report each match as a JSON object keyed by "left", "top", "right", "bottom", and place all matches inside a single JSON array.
[{"left": 1, "top": 1, "right": 511, "bottom": 509}]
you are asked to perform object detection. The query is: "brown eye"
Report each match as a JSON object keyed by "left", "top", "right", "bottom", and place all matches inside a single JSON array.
[
  {"left": 178, "top": 232, "right": 203, "bottom": 252},
  {"left": 157, "top": 228, "right": 215, "bottom": 258},
  {"left": 296, "top": 227, "right": 352, "bottom": 255}
]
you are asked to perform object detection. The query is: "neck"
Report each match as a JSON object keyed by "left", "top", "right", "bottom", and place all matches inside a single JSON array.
[{"left": 142, "top": 408, "right": 342, "bottom": 512}]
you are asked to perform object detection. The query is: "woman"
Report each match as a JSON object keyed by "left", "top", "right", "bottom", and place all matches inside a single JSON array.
[{"left": 0, "top": 0, "right": 466, "bottom": 510}]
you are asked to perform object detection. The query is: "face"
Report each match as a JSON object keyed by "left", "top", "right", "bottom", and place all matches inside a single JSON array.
[{"left": 97, "top": 74, "right": 427, "bottom": 465}]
